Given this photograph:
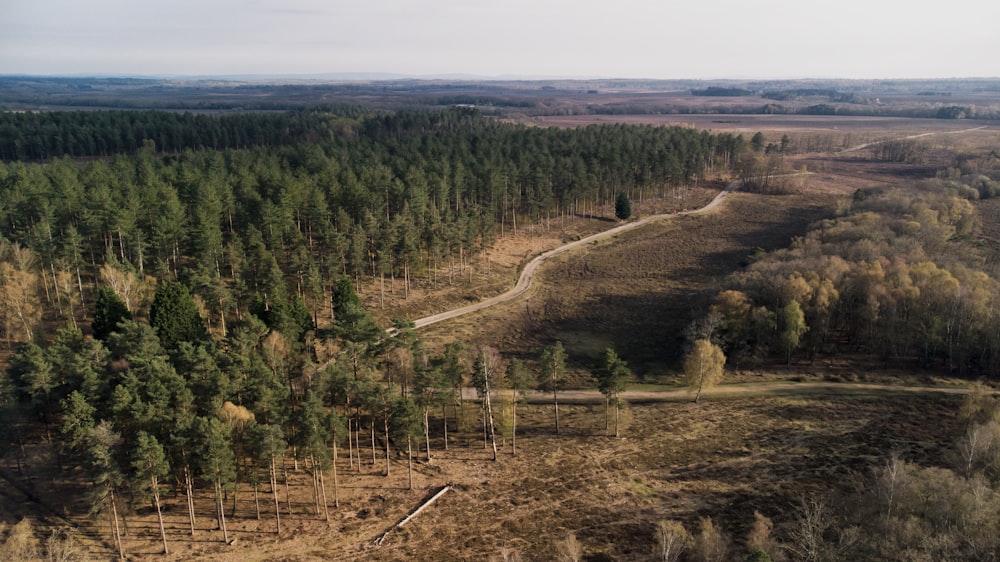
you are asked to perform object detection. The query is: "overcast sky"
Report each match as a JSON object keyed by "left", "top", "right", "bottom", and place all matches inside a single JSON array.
[{"left": 3, "top": 0, "right": 999, "bottom": 79}]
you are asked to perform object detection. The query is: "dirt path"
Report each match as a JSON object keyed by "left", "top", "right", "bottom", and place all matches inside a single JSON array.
[
  {"left": 463, "top": 380, "right": 972, "bottom": 404},
  {"left": 840, "top": 125, "right": 989, "bottom": 152},
  {"left": 412, "top": 180, "right": 741, "bottom": 330}
]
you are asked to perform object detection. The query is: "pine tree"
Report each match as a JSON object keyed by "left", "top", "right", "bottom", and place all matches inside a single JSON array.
[
  {"left": 594, "top": 348, "right": 631, "bottom": 437},
  {"left": 537, "top": 341, "right": 567, "bottom": 434},
  {"left": 149, "top": 281, "right": 206, "bottom": 350},
  {"left": 92, "top": 286, "right": 132, "bottom": 341},
  {"left": 615, "top": 191, "right": 632, "bottom": 220},
  {"left": 131, "top": 432, "right": 171, "bottom": 554}
]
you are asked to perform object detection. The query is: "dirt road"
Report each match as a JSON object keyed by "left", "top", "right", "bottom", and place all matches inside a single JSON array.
[
  {"left": 412, "top": 180, "right": 741, "bottom": 330},
  {"left": 840, "top": 125, "right": 989, "bottom": 152},
  {"left": 462, "top": 380, "right": 972, "bottom": 404}
]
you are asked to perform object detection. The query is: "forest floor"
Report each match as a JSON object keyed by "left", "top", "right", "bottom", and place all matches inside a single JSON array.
[{"left": 2, "top": 121, "right": 997, "bottom": 560}]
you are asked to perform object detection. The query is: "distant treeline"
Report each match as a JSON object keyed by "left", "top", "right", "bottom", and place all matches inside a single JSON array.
[
  {"left": 559, "top": 102, "right": 996, "bottom": 120},
  {"left": 0, "top": 108, "right": 376, "bottom": 161},
  {"left": 691, "top": 87, "right": 754, "bottom": 97}
]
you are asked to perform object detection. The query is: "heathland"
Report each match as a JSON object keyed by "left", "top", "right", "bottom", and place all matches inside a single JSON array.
[{"left": 0, "top": 78, "right": 998, "bottom": 561}]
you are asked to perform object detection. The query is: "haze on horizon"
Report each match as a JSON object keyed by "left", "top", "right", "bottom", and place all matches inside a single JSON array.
[{"left": 3, "top": 0, "right": 999, "bottom": 81}]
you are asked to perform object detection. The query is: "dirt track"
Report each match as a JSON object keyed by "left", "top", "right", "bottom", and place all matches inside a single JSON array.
[
  {"left": 462, "top": 380, "right": 972, "bottom": 404},
  {"left": 412, "top": 181, "right": 740, "bottom": 330}
]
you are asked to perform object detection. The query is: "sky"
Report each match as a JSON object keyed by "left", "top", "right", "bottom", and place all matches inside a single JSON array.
[{"left": 2, "top": 0, "right": 999, "bottom": 80}]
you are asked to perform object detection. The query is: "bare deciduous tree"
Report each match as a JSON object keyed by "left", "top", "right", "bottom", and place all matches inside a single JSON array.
[
  {"left": 693, "top": 517, "right": 729, "bottom": 562},
  {"left": 654, "top": 520, "right": 691, "bottom": 562},
  {"left": 554, "top": 532, "right": 583, "bottom": 562},
  {"left": 786, "top": 497, "right": 832, "bottom": 562}
]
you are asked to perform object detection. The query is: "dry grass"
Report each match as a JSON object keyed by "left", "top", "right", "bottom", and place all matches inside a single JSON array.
[{"left": 0, "top": 390, "right": 960, "bottom": 561}]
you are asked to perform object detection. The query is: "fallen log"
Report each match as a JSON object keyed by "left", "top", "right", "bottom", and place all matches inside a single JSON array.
[{"left": 374, "top": 484, "right": 452, "bottom": 547}]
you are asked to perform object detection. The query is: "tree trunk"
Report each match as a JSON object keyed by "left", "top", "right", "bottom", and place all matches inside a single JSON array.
[
  {"left": 332, "top": 438, "right": 340, "bottom": 508},
  {"left": 254, "top": 482, "right": 261, "bottom": 521},
  {"left": 384, "top": 417, "right": 391, "bottom": 477},
  {"left": 423, "top": 409, "right": 431, "bottom": 461},
  {"left": 407, "top": 436, "right": 414, "bottom": 490},
  {"left": 483, "top": 376, "right": 498, "bottom": 461},
  {"left": 185, "top": 467, "right": 196, "bottom": 536},
  {"left": 152, "top": 479, "right": 168, "bottom": 555},
  {"left": 511, "top": 391, "right": 518, "bottom": 456},
  {"left": 442, "top": 403, "right": 449, "bottom": 451},
  {"left": 347, "top": 416, "right": 354, "bottom": 470},
  {"left": 269, "top": 456, "right": 281, "bottom": 534},
  {"left": 216, "top": 480, "right": 229, "bottom": 544},
  {"left": 615, "top": 397, "right": 620, "bottom": 438},
  {"left": 110, "top": 488, "right": 124, "bottom": 560},
  {"left": 605, "top": 396, "right": 610, "bottom": 433},
  {"left": 318, "top": 461, "right": 330, "bottom": 522},
  {"left": 283, "top": 463, "right": 292, "bottom": 515},
  {"left": 553, "top": 390, "right": 561, "bottom": 435},
  {"left": 310, "top": 455, "right": 320, "bottom": 515},
  {"left": 232, "top": 473, "right": 239, "bottom": 518}
]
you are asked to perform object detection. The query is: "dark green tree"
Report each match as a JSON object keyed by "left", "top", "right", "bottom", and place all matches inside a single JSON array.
[
  {"left": 294, "top": 390, "right": 332, "bottom": 521},
  {"left": 615, "top": 191, "right": 632, "bottom": 221},
  {"left": 172, "top": 342, "right": 230, "bottom": 416},
  {"left": 412, "top": 366, "right": 448, "bottom": 461},
  {"left": 7, "top": 342, "right": 57, "bottom": 431},
  {"left": 92, "top": 286, "right": 132, "bottom": 341},
  {"left": 537, "top": 341, "right": 567, "bottom": 435},
  {"left": 130, "top": 431, "right": 170, "bottom": 555},
  {"left": 594, "top": 348, "right": 631, "bottom": 437},
  {"left": 440, "top": 339, "right": 466, "bottom": 443},
  {"left": 149, "top": 281, "right": 206, "bottom": 350},
  {"left": 504, "top": 359, "right": 533, "bottom": 455},
  {"left": 84, "top": 420, "right": 126, "bottom": 560},
  {"left": 251, "top": 423, "right": 286, "bottom": 534},
  {"left": 59, "top": 390, "right": 95, "bottom": 460},
  {"left": 331, "top": 277, "right": 381, "bottom": 343},
  {"left": 194, "top": 416, "right": 236, "bottom": 543},
  {"left": 389, "top": 395, "right": 422, "bottom": 489}
]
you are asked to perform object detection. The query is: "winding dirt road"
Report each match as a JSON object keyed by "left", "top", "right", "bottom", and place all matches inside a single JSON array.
[{"left": 411, "top": 180, "right": 742, "bottom": 330}]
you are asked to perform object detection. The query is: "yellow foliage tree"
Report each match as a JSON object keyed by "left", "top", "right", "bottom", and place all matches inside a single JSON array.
[
  {"left": 0, "top": 258, "right": 42, "bottom": 341},
  {"left": 683, "top": 339, "right": 726, "bottom": 403}
]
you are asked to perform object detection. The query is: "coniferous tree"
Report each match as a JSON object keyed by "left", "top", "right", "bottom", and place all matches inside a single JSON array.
[
  {"left": 389, "top": 395, "right": 422, "bottom": 489},
  {"left": 149, "top": 281, "right": 206, "bottom": 350},
  {"left": 594, "top": 348, "right": 631, "bottom": 437},
  {"left": 131, "top": 431, "right": 171, "bottom": 555},
  {"left": 84, "top": 421, "right": 126, "bottom": 560},
  {"left": 194, "top": 416, "right": 236, "bottom": 543},
  {"left": 615, "top": 191, "right": 632, "bottom": 221},
  {"left": 537, "top": 341, "right": 567, "bottom": 435},
  {"left": 92, "top": 286, "right": 132, "bottom": 341},
  {"left": 504, "top": 359, "right": 533, "bottom": 456}
]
